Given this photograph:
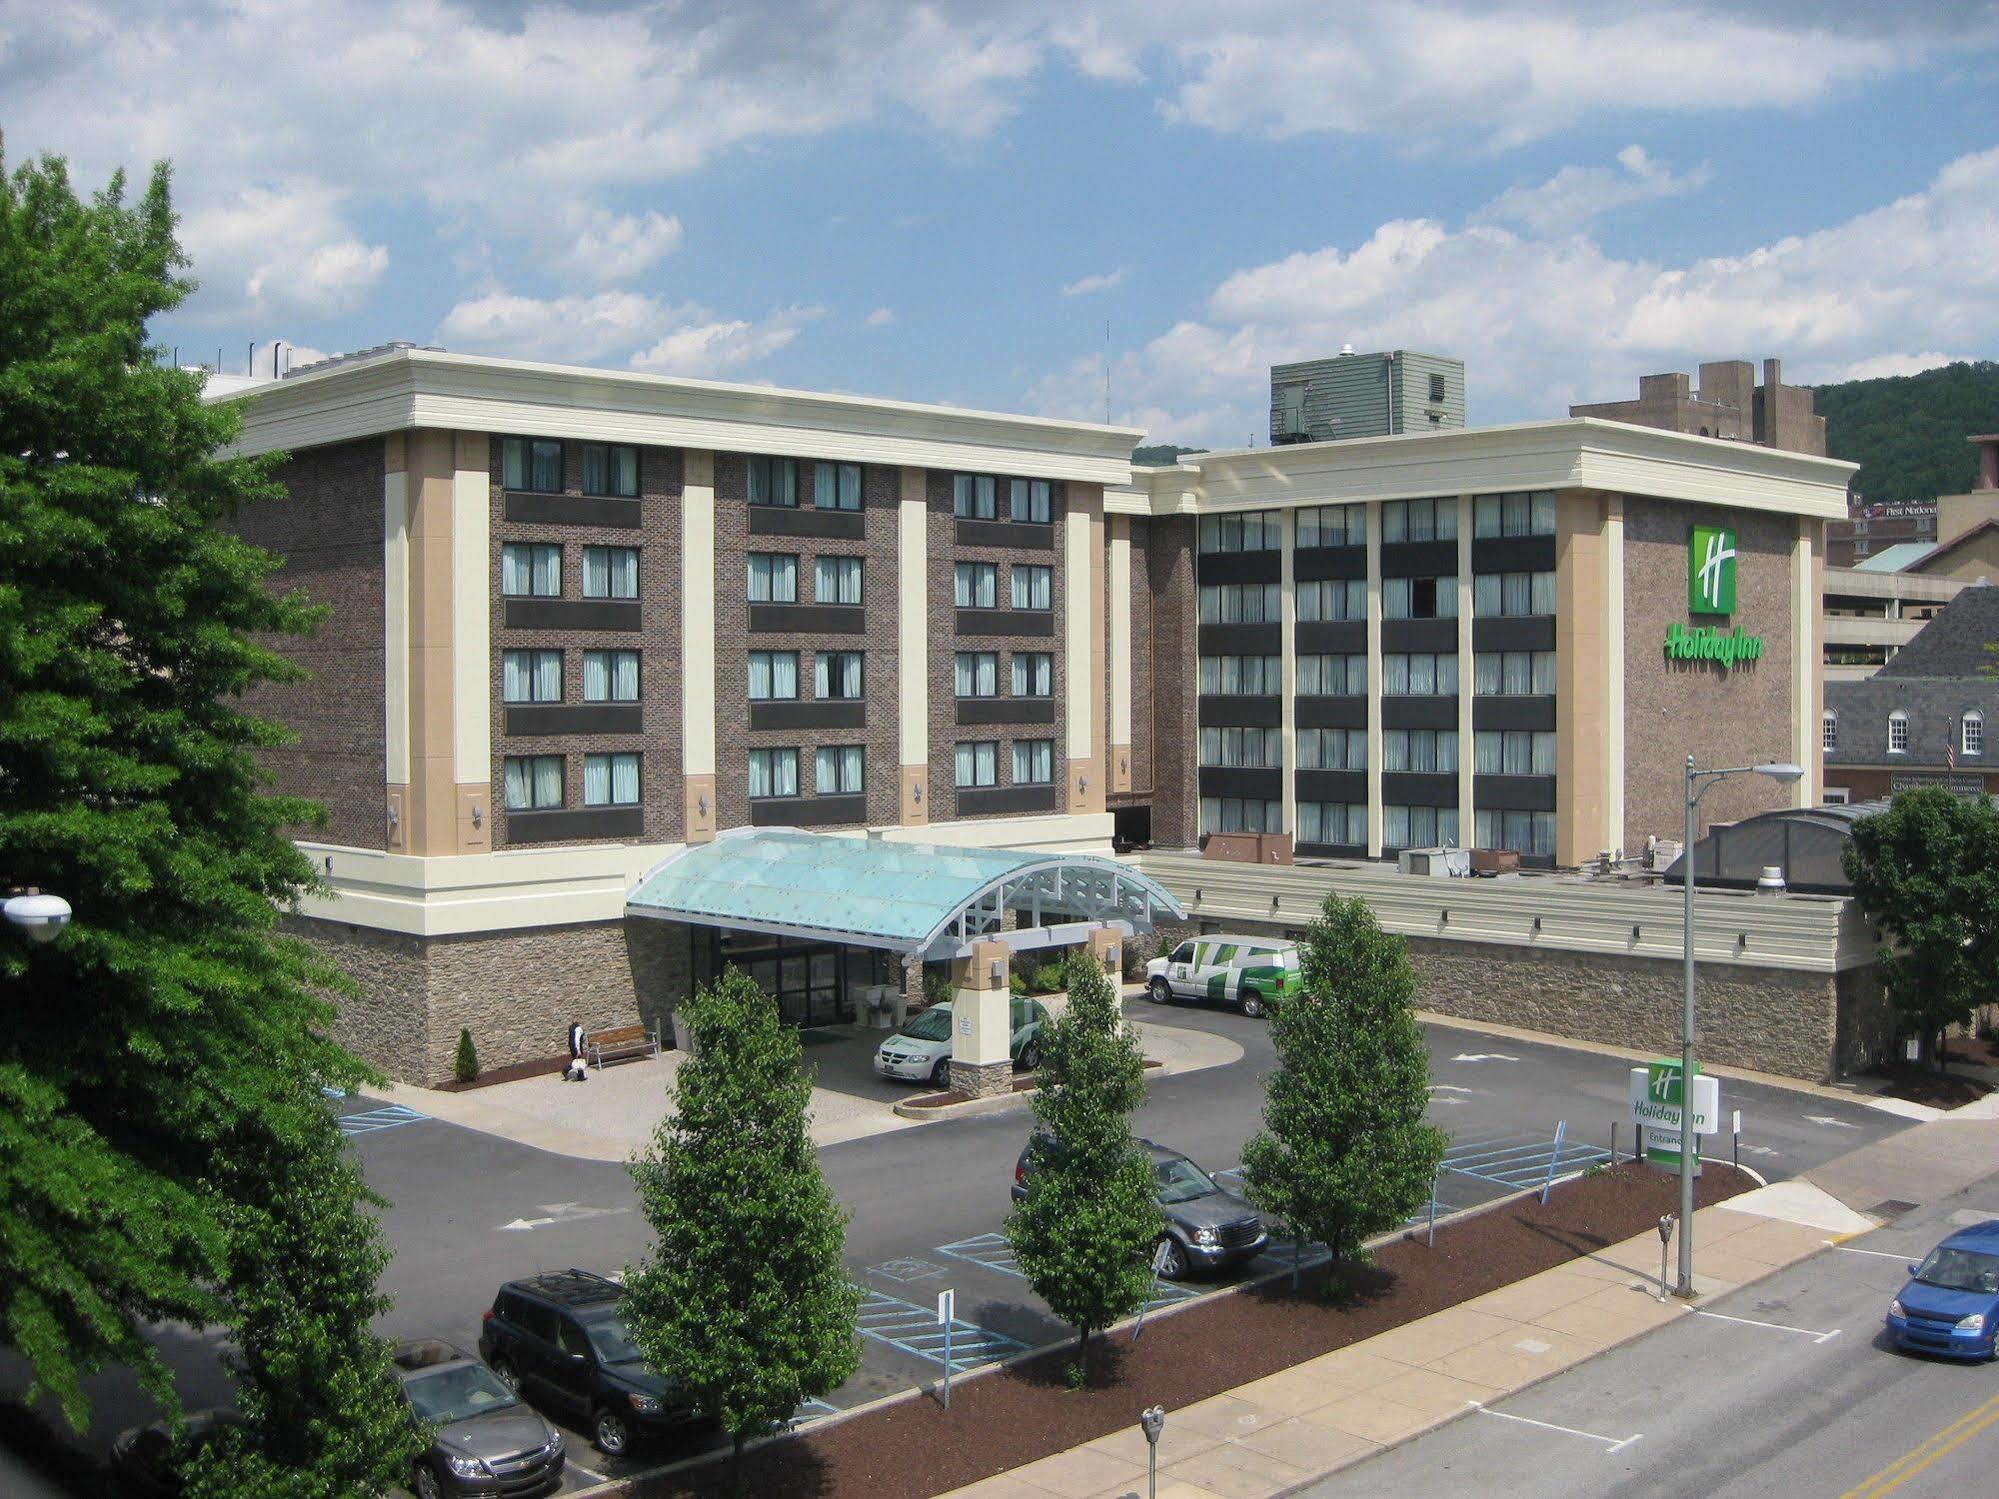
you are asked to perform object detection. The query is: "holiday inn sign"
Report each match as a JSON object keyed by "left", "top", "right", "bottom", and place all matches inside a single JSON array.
[{"left": 1666, "top": 522, "right": 1764, "bottom": 670}]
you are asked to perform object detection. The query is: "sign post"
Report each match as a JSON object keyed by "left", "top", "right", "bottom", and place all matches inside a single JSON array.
[{"left": 937, "top": 1289, "right": 954, "bottom": 1408}]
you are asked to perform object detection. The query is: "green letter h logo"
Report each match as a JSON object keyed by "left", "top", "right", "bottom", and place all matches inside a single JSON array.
[{"left": 1689, "top": 526, "right": 1737, "bottom": 615}]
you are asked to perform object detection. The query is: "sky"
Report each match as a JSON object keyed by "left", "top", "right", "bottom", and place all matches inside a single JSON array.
[{"left": 4, "top": 0, "right": 1997, "bottom": 447}]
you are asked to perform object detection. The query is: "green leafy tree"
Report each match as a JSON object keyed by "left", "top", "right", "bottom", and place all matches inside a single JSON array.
[
  {"left": 1005, "top": 950, "right": 1158, "bottom": 1374},
  {"left": 0, "top": 147, "right": 414, "bottom": 1491},
  {"left": 1242, "top": 895, "right": 1446, "bottom": 1269},
  {"left": 1813, "top": 360, "right": 1999, "bottom": 502},
  {"left": 454, "top": 1027, "right": 480, "bottom": 1082},
  {"left": 1843, "top": 788, "right": 1999, "bottom": 1068},
  {"left": 624, "top": 969, "right": 859, "bottom": 1492}
]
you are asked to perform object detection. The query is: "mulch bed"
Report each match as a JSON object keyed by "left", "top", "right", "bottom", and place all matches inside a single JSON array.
[
  {"left": 900, "top": 1060, "right": 1164, "bottom": 1111},
  {"left": 619, "top": 1161, "right": 1754, "bottom": 1498},
  {"left": 430, "top": 1053, "right": 572, "bottom": 1091},
  {"left": 1867, "top": 1062, "right": 1993, "bottom": 1108}
]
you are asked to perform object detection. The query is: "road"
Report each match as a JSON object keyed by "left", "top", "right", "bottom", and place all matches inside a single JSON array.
[{"left": 1305, "top": 1170, "right": 1999, "bottom": 1499}]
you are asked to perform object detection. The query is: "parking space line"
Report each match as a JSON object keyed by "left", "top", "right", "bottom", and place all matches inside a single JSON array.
[
  {"left": 934, "top": 1232, "right": 1203, "bottom": 1307},
  {"left": 1689, "top": 1307, "right": 1842, "bottom": 1344},
  {"left": 336, "top": 1104, "right": 430, "bottom": 1136},
  {"left": 1470, "top": 1401, "right": 1642, "bottom": 1453},
  {"left": 853, "top": 1286, "right": 1025, "bottom": 1372},
  {"left": 1825, "top": 1242, "right": 1912, "bottom": 1261}
]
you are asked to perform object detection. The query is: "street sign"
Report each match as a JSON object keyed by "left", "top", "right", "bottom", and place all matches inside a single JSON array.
[
  {"left": 936, "top": 1289, "right": 954, "bottom": 1325},
  {"left": 1629, "top": 1061, "right": 1720, "bottom": 1170}
]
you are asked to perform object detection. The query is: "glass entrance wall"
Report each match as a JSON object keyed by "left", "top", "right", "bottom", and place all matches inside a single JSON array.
[{"left": 692, "top": 928, "right": 894, "bottom": 1026}]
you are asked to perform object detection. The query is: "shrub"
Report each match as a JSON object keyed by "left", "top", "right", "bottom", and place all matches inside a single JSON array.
[
  {"left": 453, "top": 1028, "right": 480, "bottom": 1083},
  {"left": 1029, "top": 961, "right": 1066, "bottom": 995},
  {"left": 921, "top": 967, "right": 952, "bottom": 1009},
  {"left": 1009, "top": 973, "right": 1028, "bottom": 998}
]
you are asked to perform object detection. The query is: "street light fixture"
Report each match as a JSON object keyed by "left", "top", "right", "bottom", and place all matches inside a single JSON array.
[
  {"left": 3, "top": 892, "right": 72, "bottom": 944},
  {"left": 1675, "top": 757, "right": 1803, "bottom": 1296}
]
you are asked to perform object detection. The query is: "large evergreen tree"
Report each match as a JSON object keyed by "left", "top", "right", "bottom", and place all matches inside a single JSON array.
[
  {"left": 1005, "top": 949, "right": 1159, "bottom": 1373},
  {"left": 623, "top": 969, "right": 860, "bottom": 1492},
  {"left": 1241, "top": 895, "right": 1446, "bottom": 1267},
  {"left": 0, "top": 148, "right": 413, "bottom": 1490}
]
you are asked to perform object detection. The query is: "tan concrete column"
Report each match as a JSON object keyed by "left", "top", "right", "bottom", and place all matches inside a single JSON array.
[
  {"left": 1365, "top": 502, "right": 1384, "bottom": 856},
  {"left": 1066, "top": 483, "right": 1107, "bottom": 814},
  {"left": 681, "top": 449, "right": 718, "bottom": 842},
  {"left": 1794, "top": 516, "right": 1822, "bottom": 807},
  {"left": 383, "top": 436, "right": 410, "bottom": 851},
  {"left": 949, "top": 939, "right": 1013, "bottom": 1099},
  {"left": 1554, "top": 491, "right": 1611, "bottom": 868},
  {"left": 1605, "top": 495, "right": 1626, "bottom": 853},
  {"left": 898, "top": 466, "right": 930, "bottom": 824},
  {"left": 1109, "top": 516, "right": 1134, "bottom": 793}
]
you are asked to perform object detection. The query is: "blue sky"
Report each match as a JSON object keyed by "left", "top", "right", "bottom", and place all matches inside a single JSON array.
[{"left": 6, "top": 1, "right": 1997, "bottom": 445}]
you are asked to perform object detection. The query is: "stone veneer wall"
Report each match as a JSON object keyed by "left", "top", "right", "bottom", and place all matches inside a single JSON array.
[
  {"left": 290, "top": 916, "right": 429, "bottom": 1080},
  {"left": 1146, "top": 516, "right": 1199, "bottom": 848}
]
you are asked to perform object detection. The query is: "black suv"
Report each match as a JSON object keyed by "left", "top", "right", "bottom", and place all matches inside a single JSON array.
[{"left": 478, "top": 1270, "right": 701, "bottom": 1457}]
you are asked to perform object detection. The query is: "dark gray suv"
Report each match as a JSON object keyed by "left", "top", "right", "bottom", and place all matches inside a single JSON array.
[
  {"left": 390, "top": 1340, "right": 564, "bottom": 1499},
  {"left": 1012, "top": 1136, "right": 1267, "bottom": 1278}
]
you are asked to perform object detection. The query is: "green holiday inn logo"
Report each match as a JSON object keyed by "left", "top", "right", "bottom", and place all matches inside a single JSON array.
[{"left": 1689, "top": 524, "right": 1737, "bottom": 614}]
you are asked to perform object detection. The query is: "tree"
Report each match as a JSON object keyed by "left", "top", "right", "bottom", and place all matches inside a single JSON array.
[
  {"left": 1005, "top": 949, "right": 1158, "bottom": 1374},
  {"left": 1241, "top": 895, "right": 1446, "bottom": 1270},
  {"left": 1843, "top": 789, "right": 1999, "bottom": 1068},
  {"left": 623, "top": 970, "right": 859, "bottom": 1492},
  {"left": 0, "top": 148, "right": 414, "bottom": 1490},
  {"left": 454, "top": 1027, "right": 480, "bottom": 1083}
]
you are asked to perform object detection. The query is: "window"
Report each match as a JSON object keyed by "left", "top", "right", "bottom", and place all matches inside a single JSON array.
[
  {"left": 1296, "top": 577, "right": 1367, "bottom": 622},
  {"left": 953, "top": 474, "right": 997, "bottom": 519},
  {"left": 1382, "top": 498, "right": 1458, "bottom": 543},
  {"left": 1198, "top": 656, "right": 1281, "bottom": 695},
  {"left": 1011, "top": 564, "right": 1052, "bottom": 611},
  {"left": 1199, "top": 797, "right": 1282, "bottom": 835},
  {"left": 1473, "top": 731, "right": 1556, "bottom": 775},
  {"left": 503, "top": 755, "right": 564, "bottom": 811},
  {"left": 1473, "top": 651, "right": 1557, "bottom": 696},
  {"left": 1965, "top": 713, "right": 1984, "bottom": 757},
  {"left": 581, "top": 443, "right": 639, "bottom": 498},
  {"left": 1824, "top": 786, "right": 1852, "bottom": 805},
  {"left": 1012, "top": 652, "right": 1053, "bottom": 698},
  {"left": 582, "top": 547, "right": 638, "bottom": 599},
  {"left": 1472, "top": 570, "right": 1556, "bottom": 617},
  {"left": 955, "top": 741, "right": 999, "bottom": 788},
  {"left": 747, "top": 456, "right": 797, "bottom": 507},
  {"left": 1384, "top": 804, "right": 1459, "bottom": 848},
  {"left": 502, "top": 650, "right": 561, "bottom": 704},
  {"left": 501, "top": 543, "right": 561, "bottom": 597},
  {"left": 1296, "top": 654, "right": 1367, "bottom": 695},
  {"left": 501, "top": 437, "right": 562, "bottom": 493},
  {"left": 1821, "top": 710, "right": 1838, "bottom": 753},
  {"left": 1198, "top": 582, "right": 1281, "bottom": 624},
  {"left": 1012, "top": 739, "right": 1054, "bottom": 785},
  {"left": 954, "top": 562, "right": 997, "bottom": 609},
  {"left": 1384, "top": 729, "right": 1459, "bottom": 774},
  {"left": 583, "top": 650, "right": 640, "bottom": 703},
  {"left": 954, "top": 652, "right": 998, "bottom": 698},
  {"left": 1888, "top": 710, "right": 1908, "bottom": 754},
  {"left": 1199, "top": 726, "right": 1283, "bottom": 768},
  {"left": 815, "top": 556, "right": 863, "bottom": 605},
  {"left": 1429, "top": 372, "right": 1447, "bottom": 403},
  {"left": 747, "top": 552, "right": 799, "bottom": 603},
  {"left": 748, "top": 651, "right": 798, "bottom": 701},
  {"left": 813, "top": 462, "right": 862, "bottom": 511},
  {"left": 1473, "top": 491, "right": 1556, "bottom": 538},
  {"left": 748, "top": 748, "right": 799, "bottom": 799},
  {"left": 1297, "top": 728, "right": 1366, "bottom": 771},
  {"left": 1009, "top": 478, "right": 1053, "bottom": 524},
  {"left": 1475, "top": 809, "right": 1554, "bottom": 856},
  {"left": 1296, "top": 504, "right": 1365, "bottom": 549},
  {"left": 1298, "top": 802, "right": 1366, "bottom": 846},
  {"left": 1384, "top": 653, "right": 1460, "bottom": 696},
  {"left": 1382, "top": 575, "right": 1458, "bottom": 619},
  {"left": 815, "top": 651, "right": 863, "bottom": 699},
  {"left": 815, "top": 745, "right": 863, "bottom": 796},
  {"left": 583, "top": 752, "right": 640, "bottom": 807},
  {"left": 1197, "top": 511, "right": 1281, "bottom": 553}
]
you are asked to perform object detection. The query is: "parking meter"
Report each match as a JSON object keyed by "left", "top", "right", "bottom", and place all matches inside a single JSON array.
[
  {"left": 1656, "top": 1214, "right": 1675, "bottom": 1300},
  {"left": 1139, "top": 1406, "right": 1166, "bottom": 1498}
]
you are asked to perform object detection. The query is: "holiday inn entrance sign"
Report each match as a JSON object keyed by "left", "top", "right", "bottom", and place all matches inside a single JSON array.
[{"left": 1666, "top": 522, "right": 1764, "bottom": 670}]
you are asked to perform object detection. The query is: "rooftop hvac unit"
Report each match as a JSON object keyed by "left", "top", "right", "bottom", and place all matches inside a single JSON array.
[{"left": 1398, "top": 846, "right": 1471, "bottom": 879}]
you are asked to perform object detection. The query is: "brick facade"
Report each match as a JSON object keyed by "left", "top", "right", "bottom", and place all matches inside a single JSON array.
[{"left": 1145, "top": 516, "right": 1199, "bottom": 847}]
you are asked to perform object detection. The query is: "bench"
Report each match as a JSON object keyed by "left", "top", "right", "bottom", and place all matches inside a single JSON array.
[{"left": 584, "top": 1021, "right": 660, "bottom": 1069}]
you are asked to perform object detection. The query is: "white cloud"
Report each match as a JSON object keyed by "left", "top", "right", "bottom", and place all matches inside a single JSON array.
[
  {"left": 553, "top": 208, "right": 683, "bottom": 283},
  {"left": 177, "top": 181, "right": 387, "bottom": 322},
  {"left": 864, "top": 307, "right": 897, "bottom": 328},
  {"left": 1027, "top": 146, "right": 1999, "bottom": 445},
  {"left": 436, "top": 289, "right": 825, "bottom": 377},
  {"left": 1061, "top": 267, "right": 1130, "bottom": 296},
  {"left": 1475, "top": 146, "right": 1713, "bottom": 234},
  {"left": 629, "top": 305, "right": 827, "bottom": 377},
  {"left": 1829, "top": 351, "right": 1968, "bottom": 381}
]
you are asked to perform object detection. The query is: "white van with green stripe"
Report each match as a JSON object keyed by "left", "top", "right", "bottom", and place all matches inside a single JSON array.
[{"left": 1144, "top": 935, "right": 1302, "bottom": 1019}]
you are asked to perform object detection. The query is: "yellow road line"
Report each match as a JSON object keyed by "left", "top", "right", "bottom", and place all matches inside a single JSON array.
[{"left": 1840, "top": 1388, "right": 1999, "bottom": 1498}]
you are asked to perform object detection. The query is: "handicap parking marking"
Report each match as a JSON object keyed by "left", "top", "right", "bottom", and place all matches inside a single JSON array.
[
  {"left": 867, "top": 1256, "right": 948, "bottom": 1283},
  {"left": 1469, "top": 1400, "right": 1642, "bottom": 1454},
  {"left": 935, "top": 1232, "right": 1202, "bottom": 1308},
  {"left": 853, "top": 1285, "right": 1025, "bottom": 1372},
  {"left": 1441, "top": 1131, "right": 1612, "bottom": 1190},
  {"left": 336, "top": 1103, "right": 431, "bottom": 1136}
]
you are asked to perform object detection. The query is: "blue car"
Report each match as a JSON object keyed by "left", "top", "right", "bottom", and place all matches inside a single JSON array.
[{"left": 1886, "top": 1220, "right": 1999, "bottom": 1361}]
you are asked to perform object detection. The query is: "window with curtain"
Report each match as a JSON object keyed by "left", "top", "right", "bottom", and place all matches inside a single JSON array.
[
  {"left": 1297, "top": 728, "right": 1365, "bottom": 771},
  {"left": 501, "top": 544, "right": 562, "bottom": 597},
  {"left": 501, "top": 437, "right": 563, "bottom": 493},
  {"left": 1382, "top": 498, "right": 1458, "bottom": 543},
  {"left": 954, "top": 741, "right": 998, "bottom": 788},
  {"left": 1472, "top": 491, "right": 1556, "bottom": 538},
  {"left": 813, "top": 462, "right": 862, "bottom": 511},
  {"left": 1473, "top": 731, "right": 1556, "bottom": 775},
  {"left": 1296, "top": 654, "right": 1366, "bottom": 695},
  {"left": 1198, "top": 726, "right": 1283, "bottom": 768},
  {"left": 748, "top": 651, "right": 798, "bottom": 701},
  {"left": 953, "top": 474, "right": 997, "bottom": 519},
  {"left": 1197, "top": 583, "right": 1281, "bottom": 623},
  {"left": 1384, "top": 729, "right": 1458, "bottom": 773},
  {"left": 954, "top": 562, "right": 997, "bottom": 609},
  {"left": 1011, "top": 564, "right": 1052, "bottom": 610},
  {"left": 1473, "top": 651, "right": 1556, "bottom": 695},
  {"left": 748, "top": 748, "right": 799, "bottom": 798},
  {"left": 747, "top": 553, "right": 798, "bottom": 603},
  {"left": 582, "top": 650, "right": 640, "bottom": 703},
  {"left": 503, "top": 755, "right": 565, "bottom": 811},
  {"left": 1296, "top": 578, "right": 1367, "bottom": 622},
  {"left": 1011, "top": 739, "right": 1054, "bottom": 784},
  {"left": 1382, "top": 575, "right": 1457, "bottom": 619},
  {"left": 747, "top": 456, "right": 797, "bottom": 507},
  {"left": 1009, "top": 479, "right": 1053, "bottom": 524},
  {"left": 815, "top": 651, "right": 863, "bottom": 699},
  {"left": 815, "top": 556, "right": 863, "bottom": 605},
  {"left": 1197, "top": 511, "right": 1281, "bottom": 553},
  {"left": 954, "top": 652, "right": 998, "bottom": 697},
  {"left": 583, "top": 752, "right": 640, "bottom": 807},
  {"left": 1197, "top": 656, "right": 1281, "bottom": 695},
  {"left": 1475, "top": 809, "right": 1554, "bottom": 855},
  {"left": 581, "top": 443, "right": 639, "bottom": 498},
  {"left": 1296, "top": 504, "right": 1364, "bottom": 548},
  {"left": 1011, "top": 652, "right": 1053, "bottom": 697},
  {"left": 582, "top": 547, "right": 638, "bottom": 599},
  {"left": 1298, "top": 802, "right": 1366, "bottom": 846},
  {"left": 1384, "top": 803, "right": 1458, "bottom": 848},
  {"left": 815, "top": 745, "right": 863, "bottom": 795},
  {"left": 1383, "top": 653, "right": 1459, "bottom": 696},
  {"left": 1473, "top": 571, "right": 1556, "bottom": 617},
  {"left": 502, "top": 650, "right": 562, "bottom": 704},
  {"left": 1199, "top": 797, "right": 1282, "bottom": 834}
]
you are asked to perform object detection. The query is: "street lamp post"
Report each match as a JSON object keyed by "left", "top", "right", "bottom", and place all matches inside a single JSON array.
[
  {"left": 3, "top": 892, "right": 71, "bottom": 944},
  {"left": 1677, "top": 757, "right": 1802, "bottom": 1297}
]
